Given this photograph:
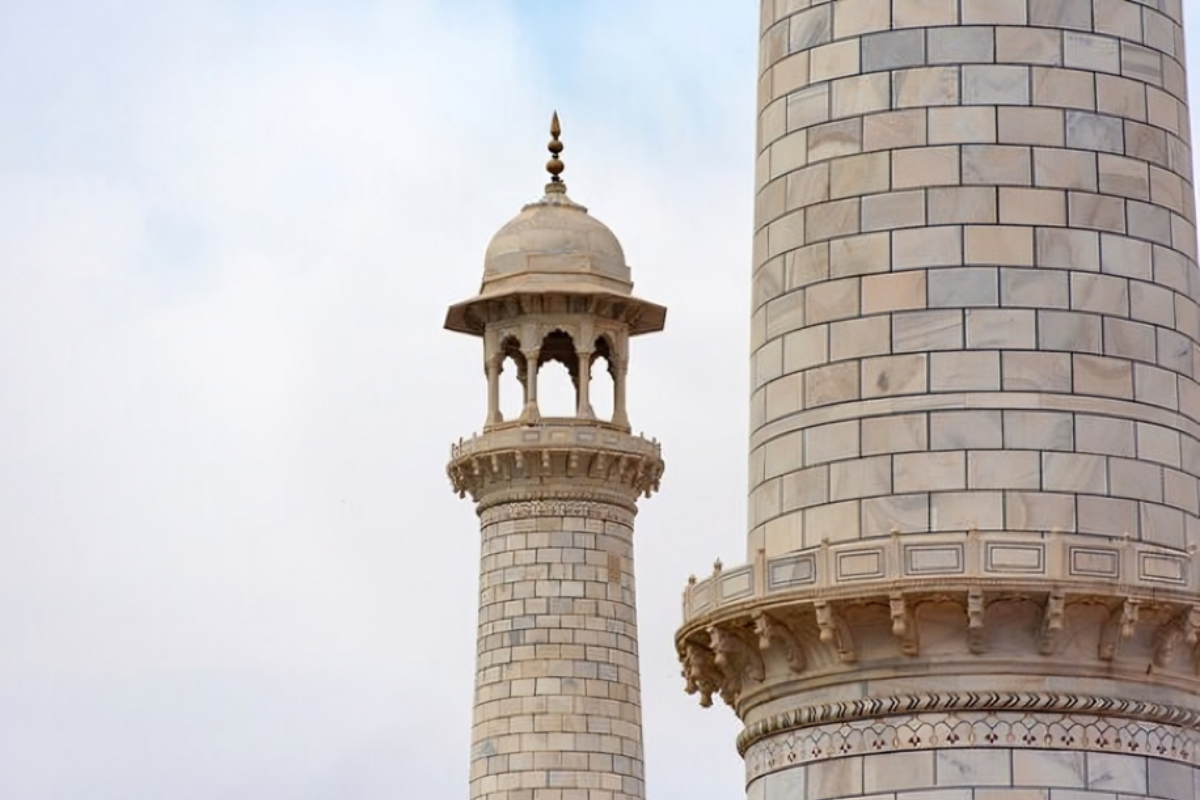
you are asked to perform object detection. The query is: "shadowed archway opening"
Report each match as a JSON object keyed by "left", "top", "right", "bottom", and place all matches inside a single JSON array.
[
  {"left": 498, "top": 336, "right": 525, "bottom": 422},
  {"left": 591, "top": 336, "right": 616, "bottom": 422},
  {"left": 537, "top": 330, "right": 579, "bottom": 417}
]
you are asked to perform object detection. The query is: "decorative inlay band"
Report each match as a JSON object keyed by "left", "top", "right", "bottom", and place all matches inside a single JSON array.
[
  {"left": 480, "top": 498, "right": 637, "bottom": 525},
  {"left": 738, "top": 692, "right": 1200, "bottom": 757}
]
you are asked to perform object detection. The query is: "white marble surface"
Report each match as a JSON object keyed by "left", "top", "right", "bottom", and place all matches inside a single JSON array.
[
  {"left": 761, "top": 764, "right": 806, "bottom": 800},
  {"left": 1013, "top": 750, "right": 1087, "bottom": 789},
  {"left": 808, "top": 756, "right": 863, "bottom": 800},
  {"left": 935, "top": 748, "right": 1012, "bottom": 787},
  {"left": 1085, "top": 753, "right": 1147, "bottom": 795},
  {"left": 863, "top": 751, "right": 935, "bottom": 794}
]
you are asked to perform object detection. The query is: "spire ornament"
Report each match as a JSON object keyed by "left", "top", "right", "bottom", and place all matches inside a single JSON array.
[{"left": 546, "top": 111, "right": 566, "bottom": 193}]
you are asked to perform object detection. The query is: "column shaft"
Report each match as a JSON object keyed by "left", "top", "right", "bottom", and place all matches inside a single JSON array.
[{"left": 471, "top": 499, "right": 645, "bottom": 800}]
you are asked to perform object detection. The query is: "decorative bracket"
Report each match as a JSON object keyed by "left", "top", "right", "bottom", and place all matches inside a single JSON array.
[
  {"left": 1154, "top": 605, "right": 1200, "bottom": 669},
  {"left": 753, "top": 611, "right": 806, "bottom": 673},
  {"left": 708, "top": 623, "right": 765, "bottom": 706},
  {"left": 1187, "top": 606, "right": 1200, "bottom": 676},
  {"left": 967, "top": 587, "right": 986, "bottom": 654},
  {"left": 681, "top": 641, "right": 721, "bottom": 708},
  {"left": 1099, "top": 598, "right": 1140, "bottom": 661},
  {"left": 889, "top": 592, "right": 919, "bottom": 656},
  {"left": 1039, "top": 590, "right": 1066, "bottom": 656},
  {"left": 814, "top": 600, "right": 856, "bottom": 664}
]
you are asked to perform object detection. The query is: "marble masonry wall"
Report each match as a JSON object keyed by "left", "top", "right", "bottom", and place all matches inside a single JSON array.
[
  {"left": 470, "top": 500, "right": 645, "bottom": 800},
  {"left": 695, "top": 0, "right": 1200, "bottom": 798},
  {"left": 747, "top": 747, "right": 1198, "bottom": 800},
  {"left": 749, "top": 0, "right": 1198, "bottom": 560}
]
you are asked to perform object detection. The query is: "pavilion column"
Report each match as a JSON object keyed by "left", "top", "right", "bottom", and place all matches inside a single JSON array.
[
  {"left": 521, "top": 349, "right": 541, "bottom": 422},
  {"left": 612, "top": 357, "right": 629, "bottom": 428},
  {"left": 576, "top": 348, "right": 594, "bottom": 418},
  {"left": 485, "top": 358, "right": 502, "bottom": 426}
]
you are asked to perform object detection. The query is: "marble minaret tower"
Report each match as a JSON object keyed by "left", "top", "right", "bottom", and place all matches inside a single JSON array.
[
  {"left": 447, "top": 117, "right": 666, "bottom": 800},
  {"left": 679, "top": 2, "right": 1200, "bottom": 799}
]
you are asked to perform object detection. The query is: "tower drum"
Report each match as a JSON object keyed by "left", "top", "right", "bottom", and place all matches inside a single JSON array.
[{"left": 678, "top": 3, "right": 1200, "bottom": 799}]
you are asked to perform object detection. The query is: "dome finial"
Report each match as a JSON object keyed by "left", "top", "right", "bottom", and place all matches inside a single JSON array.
[{"left": 546, "top": 111, "right": 566, "bottom": 194}]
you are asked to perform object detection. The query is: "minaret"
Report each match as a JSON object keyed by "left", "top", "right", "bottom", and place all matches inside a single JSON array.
[
  {"left": 680, "top": 3, "right": 1200, "bottom": 800},
  {"left": 446, "top": 116, "right": 666, "bottom": 800}
]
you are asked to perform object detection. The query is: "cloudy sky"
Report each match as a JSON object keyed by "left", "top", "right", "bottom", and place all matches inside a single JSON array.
[{"left": 0, "top": 2, "right": 1197, "bottom": 799}]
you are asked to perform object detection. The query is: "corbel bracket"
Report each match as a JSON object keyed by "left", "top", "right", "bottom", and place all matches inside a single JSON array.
[
  {"left": 889, "top": 592, "right": 919, "bottom": 657},
  {"left": 753, "top": 611, "right": 807, "bottom": 673},
  {"left": 1099, "top": 598, "right": 1140, "bottom": 661},
  {"left": 1155, "top": 605, "right": 1200, "bottom": 669},
  {"left": 681, "top": 640, "right": 721, "bottom": 708},
  {"left": 1039, "top": 590, "right": 1066, "bottom": 656},
  {"left": 708, "top": 623, "right": 765, "bottom": 706},
  {"left": 967, "top": 587, "right": 986, "bottom": 654},
  {"left": 814, "top": 600, "right": 856, "bottom": 664}
]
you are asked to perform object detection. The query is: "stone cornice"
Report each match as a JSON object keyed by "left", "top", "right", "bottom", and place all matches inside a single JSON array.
[
  {"left": 448, "top": 422, "right": 664, "bottom": 507},
  {"left": 678, "top": 583, "right": 1200, "bottom": 713},
  {"left": 675, "top": 531, "right": 1200, "bottom": 713},
  {"left": 676, "top": 532, "right": 1200, "bottom": 709},
  {"left": 447, "top": 291, "right": 667, "bottom": 338}
]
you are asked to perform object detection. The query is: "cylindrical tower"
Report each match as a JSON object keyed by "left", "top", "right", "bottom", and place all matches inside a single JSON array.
[
  {"left": 447, "top": 118, "right": 667, "bottom": 800},
  {"left": 678, "top": 3, "right": 1200, "bottom": 799}
]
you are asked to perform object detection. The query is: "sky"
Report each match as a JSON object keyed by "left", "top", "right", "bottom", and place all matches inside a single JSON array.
[
  {"left": 0, "top": 2, "right": 1196, "bottom": 799},
  {"left": 0, "top": 2, "right": 754, "bottom": 798}
]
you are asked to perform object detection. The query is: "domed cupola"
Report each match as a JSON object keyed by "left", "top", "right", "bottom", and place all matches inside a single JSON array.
[
  {"left": 444, "top": 114, "right": 666, "bottom": 429},
  {"left": 478, "top": 179, "right": 633, "bottom": 298}
]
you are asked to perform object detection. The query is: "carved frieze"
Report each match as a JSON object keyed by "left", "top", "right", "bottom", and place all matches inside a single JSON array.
[
  {"left": 479, "top": 498, "right": 636, "bottom": 526},
  {"left": 742, "top": 693, "right": 1200, "bottom": 777}
]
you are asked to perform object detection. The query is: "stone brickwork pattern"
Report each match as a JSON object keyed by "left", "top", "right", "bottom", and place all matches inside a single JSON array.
[
  {"left": 719, "top": 0, "right": 1200, "bottom": 798},
  {"left": 748, "top": 0, "right": 1199, "bottom": 561},
  {"left": 470, "top": 500, "right": 645, "bottom": 800}
]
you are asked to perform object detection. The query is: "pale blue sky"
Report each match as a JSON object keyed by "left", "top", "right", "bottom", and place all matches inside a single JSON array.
[
  {"left": 0, "top": 3, "right": 1196, "bottom": 799},
  {"left": 0, "top": 3, "right": 752, "bottom": 798}
]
